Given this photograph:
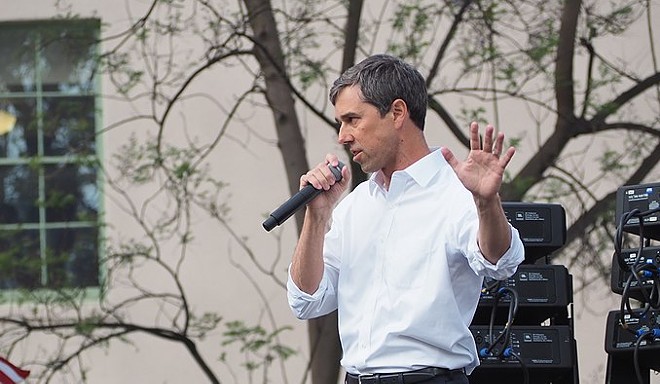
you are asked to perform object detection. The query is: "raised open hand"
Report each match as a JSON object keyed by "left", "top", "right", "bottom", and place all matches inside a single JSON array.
[{"left": 440, "top": 122, "right": 515, "bottom": 202}]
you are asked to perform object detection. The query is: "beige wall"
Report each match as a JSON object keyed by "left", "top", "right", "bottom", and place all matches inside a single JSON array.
[{"left": 1, "top": 1, "right": 659, "bottom": 383}]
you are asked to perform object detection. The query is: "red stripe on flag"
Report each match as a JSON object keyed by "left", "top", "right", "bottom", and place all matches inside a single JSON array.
[{"left": 0, "top": 357, "right": 30, "bottom": 384}]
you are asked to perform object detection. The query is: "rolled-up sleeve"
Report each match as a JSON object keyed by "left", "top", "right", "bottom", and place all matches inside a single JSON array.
[
  {"left": 466, "top": 225, "right": 525, "bottom": 280},
  {"left": 287, "top": 263, "right": 339, "bottom": 319},
  {"left": 287, "top": 213, "right": 343, "bottom": 319}
]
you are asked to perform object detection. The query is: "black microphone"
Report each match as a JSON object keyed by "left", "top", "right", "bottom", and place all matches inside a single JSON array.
[{"left": 262, "top": 162, "right": 344, "bottom": 232}]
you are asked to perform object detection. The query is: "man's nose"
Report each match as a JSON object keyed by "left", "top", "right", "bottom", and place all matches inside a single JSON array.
[{"left": 337, "top": 124, "right": 352, "bottom": 144}]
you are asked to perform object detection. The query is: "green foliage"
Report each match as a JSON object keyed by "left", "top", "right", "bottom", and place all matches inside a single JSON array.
[
  {"left": 221, "top": 320, "right": 295, "bottom": 372},
  {"left": 105, "top": 240, "right": 154, "bottom": 267},
  {"left": 599, "top": 149, "right": 627, "bottom": 173},
  {"left": 297, "top": 59, "right": 326, "bottom": 91},
  {"left": 75, "top": 316, "right": 100, "bottom": 336},
  {"left": 526, "top": 21, "right": 559, "bottom": 65},
  {"left": 113, "top": 134, "right": 217, "bottom": 194},
  {"left": 190, "top": 312, "right": 223, "bottom": 339},
  {"left": 594, "top": 101, "right": 619, "bottom": 117},
  {"left": 113, "top": 134, "right": 156, "bottom": 184},
  {"left": 506, "top": 136, "right": 522, "bottom": 150},
  {"left": 584, "top": 3, "right": 636, "bottom": 36},
  {"left": 274, "top": 0, "right": 335, "bottom": 93},
  {"left": 459, "top": 105, "right": 487, "bottom": 126},
  {"left": 502, "top": 176, "right": 536, "bottom": 201},
  {"left": 101, "top": 52, "right": 144, "bottom": 95},
  {"left": 388, "top": 1, "right": 435, "bottom": 60}
]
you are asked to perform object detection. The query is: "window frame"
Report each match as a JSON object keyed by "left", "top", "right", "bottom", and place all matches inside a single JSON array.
[{"left": 0, "top": 18, "right": 104, "bottom": 292}]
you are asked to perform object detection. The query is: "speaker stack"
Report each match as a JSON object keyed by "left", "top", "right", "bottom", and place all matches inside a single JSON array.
[
  {"left": 605, "top": 182, "right": 660, "bottom": 384},
  {"left": 469, "top": 202, "right": 579, "bottom": 384}
]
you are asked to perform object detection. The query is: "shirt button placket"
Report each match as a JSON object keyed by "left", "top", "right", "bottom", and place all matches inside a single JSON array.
[{"left": 361, "top": 198, "right": 392, "bottom": 365}]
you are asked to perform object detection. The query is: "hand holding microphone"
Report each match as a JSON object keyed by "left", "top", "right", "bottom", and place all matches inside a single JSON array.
[{"left": 262, "top": 159, "right": 348, "bottom": 231}]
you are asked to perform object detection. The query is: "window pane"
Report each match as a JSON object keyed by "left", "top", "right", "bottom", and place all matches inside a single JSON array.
[
  {"left": 43, "top": 96, "right": 96, "bottom": 156},
  {"left": 44, "top": 164, "right": 98, "bottom": 222},
  {"left": 0, "top": 165, "right": 39, "bottom": 224},
  {"left": 0, "top": 20, "right": 101, "bottom": 290},
  {"left": 0, "top": 229, "right": 41, "bottom": 289},
  {"left": 0, "top": 98, "right": 38, "bottom": 158},
  {"left": 0, "top": 26, "right": 36, "bottom": 93},
  {"left": 40, "top": 26, "right": 97, "bottom": 93},
  {"left": 46, "top": 228, "right": 99, "bottom": 288}
]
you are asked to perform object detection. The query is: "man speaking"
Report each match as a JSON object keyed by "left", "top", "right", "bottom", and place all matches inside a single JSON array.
[{"left": 286, "top": 54, "right": 524, "bottom": 384}]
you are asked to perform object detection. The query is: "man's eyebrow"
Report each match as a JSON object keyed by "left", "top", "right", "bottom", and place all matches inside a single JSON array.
[{"left": 337, "top": 112, "right": 359, "bottom": 122}]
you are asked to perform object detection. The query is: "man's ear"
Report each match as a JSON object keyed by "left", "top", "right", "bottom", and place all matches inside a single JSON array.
[{"left": 390, "top": 99, "right": 408, "bottom": 128}]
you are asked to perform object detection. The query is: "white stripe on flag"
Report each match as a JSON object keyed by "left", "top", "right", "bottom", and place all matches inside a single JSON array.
[{"left": 0, "top": 360, "right": 25, "bottom": 383}]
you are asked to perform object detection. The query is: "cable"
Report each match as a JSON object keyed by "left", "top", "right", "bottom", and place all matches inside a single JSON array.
[
  {"left": 506, "top": 348, "right": 529, "bottom": 384},
  {"left": 615, "top": 209, "right": 641, "bottom": 270},
  {"left": 481, "top": 278, "right": 502, "bottom": 298},
  {"left": 633, "top": 262, "right": 660, "bottom": 310},
  {"left": 485, "top": 287, "right": 519, "bottom": 356},
  {"left": 619, "top": 256, "right": 660, "bottom": 326},
  {"left": 611, "top": 203, "right": 660, "bottom": 384},
  {"left": 633, "top": 329, "right": 660, "bottom": 384},
  {"left": 616, "top": 208, "right": 660, "bottom": 326},
  {"left": 481, "top": 278, "right": 502, "bottom": 355}
]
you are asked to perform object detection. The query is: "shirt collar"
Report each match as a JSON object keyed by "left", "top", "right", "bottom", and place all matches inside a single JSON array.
[{"left": 368, "top": 147, "right": 447, "bottom": 193}]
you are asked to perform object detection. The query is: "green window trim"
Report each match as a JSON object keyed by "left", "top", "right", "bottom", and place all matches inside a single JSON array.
[{"left": 0, "top": 18, "right": 104, "bottom": 292}]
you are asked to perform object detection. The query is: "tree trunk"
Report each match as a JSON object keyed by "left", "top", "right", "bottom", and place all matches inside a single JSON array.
[
  {"left": 243, "top": 1, "right": 342, "bottom": 383},
  {"left": 502, "top": 0, "right": 582, "bottom": 201}
]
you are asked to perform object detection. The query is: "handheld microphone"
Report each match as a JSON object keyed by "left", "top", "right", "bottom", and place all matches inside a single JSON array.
[{"left": 262, "top": 162, "right": 344, "bottom": 232}]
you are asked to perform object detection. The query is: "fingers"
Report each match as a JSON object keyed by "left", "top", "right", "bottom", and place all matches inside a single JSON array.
[
  {"left": 301, "top": 166, "right": 334, "bottom": 191},
  {"left": 469, "top": 122, "right": 481, "bottom": 151},
  {"left": 325, "top": 153, "right": 342, "bottom": 169},
  {"left": 492, "top": 131, "right": 504, "bottom": 157},
  {"left": 499, "top": 146, "right": 516, "bottom": 168},
  {"left": 300, "top": 154, "right": 347, "bottom": 191},
  {"left": 482, "top": 124, "right": 494, "bottom": 153},
  {"left": 470, "top": 122, "right": 508, "bottom": 158},
  {"left": 339, "top": 163, "right": 351, "bottom": 186}
]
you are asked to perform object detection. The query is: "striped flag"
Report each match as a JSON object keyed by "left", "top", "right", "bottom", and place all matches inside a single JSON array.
[{"left": 0, "top": 357, "right": 30, "bottom": 384}]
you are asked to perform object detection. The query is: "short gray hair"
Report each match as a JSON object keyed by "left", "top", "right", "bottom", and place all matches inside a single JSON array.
[{"left": 329, "top": 54, "right": 428, "bottom": 131}]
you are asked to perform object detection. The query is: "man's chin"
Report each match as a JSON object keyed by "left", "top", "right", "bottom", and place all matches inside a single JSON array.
[{"left": 358, "top": 162, "right": 376, "bottom": 174}]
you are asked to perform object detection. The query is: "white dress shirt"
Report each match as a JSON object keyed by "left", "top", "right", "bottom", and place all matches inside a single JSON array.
[{"left": 287, "top": 148, "right": 524, "bottom": 375}]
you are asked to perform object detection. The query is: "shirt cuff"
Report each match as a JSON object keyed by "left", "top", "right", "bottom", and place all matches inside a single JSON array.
[
  {"left": 286, "top": 265, "right": 336, "bottom": 319},
  {"left": 467, "top": 226, "right": 525, "bottom": 280},
  {"left": 286, "top": 264, "right": 329, "bottom": 301}
]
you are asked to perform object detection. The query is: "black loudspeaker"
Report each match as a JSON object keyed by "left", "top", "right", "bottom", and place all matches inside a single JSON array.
[
  {"left": 604, "top": 308, "right": 660, "bottom": 384},
  {"left": 474, "top": 264, "right": 572, "bottom": 325},
  {"left": 604, "top": 309, "right": 660, "bottom": 365},
  {"left": 610, "top": 247, "right": 660, "bottom": 302},
  {"left": 469, "top": 325, "right": 577, "bottom": 384},
  {"left": 615, "top": 182, "right": 660, "bottom": 240},
  {"left": 502, "top": 202, "right": 566, "bottom": 263}
]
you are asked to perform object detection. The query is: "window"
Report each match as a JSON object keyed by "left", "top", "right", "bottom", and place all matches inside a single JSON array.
[{"left": 0, "top": 20, "right": 101, "bottom": 289}]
